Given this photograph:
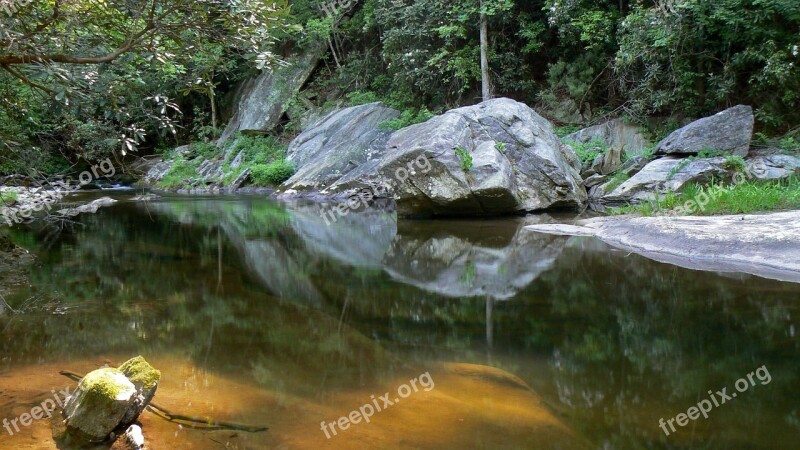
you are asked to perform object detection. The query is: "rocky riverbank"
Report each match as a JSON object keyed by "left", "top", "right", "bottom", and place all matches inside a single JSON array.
[{"left": 525, "top": 211, "right": 800, "bottom": 283}]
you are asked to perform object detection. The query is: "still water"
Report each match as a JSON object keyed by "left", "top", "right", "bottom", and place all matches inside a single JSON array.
[{"left": 0, "top": 193, "right": 798, "bottom": 449}]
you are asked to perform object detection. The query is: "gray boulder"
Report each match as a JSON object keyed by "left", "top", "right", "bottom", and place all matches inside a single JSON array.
[
  {"left": 602, "top": 157, "right": 735, "bottom": 204},
  {"left": 141, "top": 157, "right": 175, "bottom": 186},
  {"left": 746, "top": 154, "right": 800, "bottom": 180},
  {"left": 218, "top": 44, "right": 326, "bottom": 144},
  {"left": 655, "top": 105, "right": 754, "bottom": 157},
  {"left": 329, "top": 98, "right": 587, "bottom": 216},
  {"left": 282, "top": 103, "right": 400, "bottom": 192},
  {"left": 564, "top": 118, "right": 652, "bottom": 159}
]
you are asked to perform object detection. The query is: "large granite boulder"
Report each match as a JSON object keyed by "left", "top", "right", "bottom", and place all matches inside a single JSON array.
[
  {"left": 282, "top": 102, "right": 400, "bottom": 191},
  {"left": 218, "top": 43, "right": 327, "bottom": 144},
  {"left": 564, "top": 118, "right": 652, "bottom": 159},
  {"left": 327, "top": 98, "right": 587, "bottom": 216},
  {"left": 655, "top": 105, "right": 754, "bottom": 157}
]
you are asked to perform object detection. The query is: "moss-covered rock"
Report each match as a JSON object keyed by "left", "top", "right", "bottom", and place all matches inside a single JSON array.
[
  {"left": 118, "top": 356, "right": 161, "bottom": 424},
  {"left": 62, "top": 368, "right": 136, "bottom": 442}
]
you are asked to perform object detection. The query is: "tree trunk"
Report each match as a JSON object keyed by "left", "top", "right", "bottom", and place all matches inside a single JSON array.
[
  {"left": 210, "top": 88, "right": 218, "bottom": 132},
  {"left": 479, "top": 0, "right": 492, "bottom": 101}
]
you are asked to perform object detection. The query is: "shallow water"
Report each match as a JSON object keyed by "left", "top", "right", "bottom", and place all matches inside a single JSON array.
[{"left": 1, "top": 192, "right": 799, "bottom": 449}]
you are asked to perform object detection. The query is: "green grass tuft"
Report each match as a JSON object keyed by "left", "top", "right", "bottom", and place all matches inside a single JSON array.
[
  {"left": 380, "top": 108, "right": 435, "bottom": 131},
  {"left": 454, "top": 147, "right": 473, "bottom": 172},
  {"left": 612, "top": 177, "right": 800, "bottom": 216}
]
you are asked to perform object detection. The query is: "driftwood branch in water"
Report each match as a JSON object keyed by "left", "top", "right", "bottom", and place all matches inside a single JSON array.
[{"left": 58, "top": 370, "right": 268, "bottom": 433}]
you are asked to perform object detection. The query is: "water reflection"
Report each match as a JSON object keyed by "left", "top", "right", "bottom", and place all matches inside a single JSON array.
[{"left": 0, "top": 194, "right": 798, "bottom": 449}]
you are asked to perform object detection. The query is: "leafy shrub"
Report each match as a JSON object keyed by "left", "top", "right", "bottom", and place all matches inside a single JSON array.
[
  {"left": 563, "top": 138, "right": 607, "bottom": 164},
  {"left": 346, "top": 91, "right": 380, "bottom": 106},
  {"left": 251, "top": 160, "right": 295, "bottom": 186},
  {"left": 381, "top": 108, "right": 436, "bottom": 131}
]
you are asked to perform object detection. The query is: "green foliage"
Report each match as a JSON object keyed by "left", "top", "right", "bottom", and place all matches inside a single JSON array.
[
  {"left": 495, "top": 141, "right": 506, "bottom": 153},
  {"left": 616, "top": 0, "right": 800, "bottom": 130},
  {"left": 613, "top": 178, "right": 800, "bottom": 216},
  {"left": 554, "top": 125, "right": 581, "bottom": 138},
  {"left": 454, "top": 147, "right": 473, "bottom": 171},
  {"left": 220, "top": 135, "right": 292, "bottom": 187},
  {"left": 563, "top": 138, "right": 607, "bottom": 165},
  {"left": 667, "top": 159, "right": 691, "bottom": 181},
  {"left": 380, "top": 108, "right": 435, "bottom": 131},
  {"left": 346, "top": 91, "right": 380, "bottom": 106},
  {"left": 722, "top": 155, "right": 747, "bottom": 174},
  {"left": 157, "top": 158, "right": 202, "bottom": 189},
  {"left": 251, "top": 160, "right": 295, "bottom": 186}
]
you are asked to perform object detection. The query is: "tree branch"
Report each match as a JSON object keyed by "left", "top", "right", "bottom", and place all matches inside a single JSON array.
[{"left": 0, "top": 64, "right": 54, "bottom": 93}]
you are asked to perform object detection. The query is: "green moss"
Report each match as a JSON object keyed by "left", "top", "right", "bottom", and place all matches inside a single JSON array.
[
  {"left": 79, "top": 368, "right": 132, "bottom": 407},
  {"left": 118, "top": 356, "right": 161, "bottom": 391}
]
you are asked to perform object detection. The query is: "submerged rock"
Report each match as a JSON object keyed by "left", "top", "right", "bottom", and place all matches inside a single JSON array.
[
  {"left": 56, "top": 197, "right": 118, "bottom": 217},
  {"left": 655, "top": 105, "right": 754, "bottom": 157},
  {"left": 110, "top": 424, "right": 147, "bottom": 450}
]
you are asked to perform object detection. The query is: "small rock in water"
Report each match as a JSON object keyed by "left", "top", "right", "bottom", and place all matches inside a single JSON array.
[
  {"left": 62, "top": 368, "right": 137, "bottom": 442},
  {"left": 62, "top": 356, "right": 161, "bottom": 442}
]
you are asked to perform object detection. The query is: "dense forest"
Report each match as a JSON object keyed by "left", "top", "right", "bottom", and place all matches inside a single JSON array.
[{"left": 0, "top": 0, "right": 798, "bottom": 176}]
